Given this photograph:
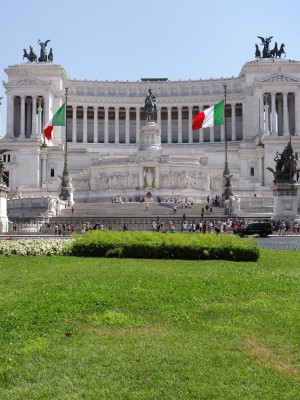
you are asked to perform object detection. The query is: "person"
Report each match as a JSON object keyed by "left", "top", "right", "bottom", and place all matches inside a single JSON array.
[
  {"left": 123, "top": 222, "right": 128, "bottom": 231},
  {"left": 279, "top": 221, "right": 286, "bottom": 236},
  {"left": 71, "top": 206, "right": 74, "bottom": 214}
]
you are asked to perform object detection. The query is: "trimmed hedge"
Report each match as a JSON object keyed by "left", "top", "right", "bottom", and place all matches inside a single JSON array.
[{"left": 70, "top": 231, "right": 260, "bottom": 261}]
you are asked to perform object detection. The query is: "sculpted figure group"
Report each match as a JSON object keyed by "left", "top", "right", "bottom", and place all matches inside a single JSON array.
[
  {"left": 266, "top": 139, "right": 297, "bottom": 184},
  {"left": 255, "top": 36, "right": 286, "bottom": 59},
  {"left": 23, "top": 39, "right": 53, "bottom": 63}
]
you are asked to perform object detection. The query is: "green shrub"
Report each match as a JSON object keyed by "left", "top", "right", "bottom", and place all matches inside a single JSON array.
[{"left": 70, "top": 231, "right": 260, "bottom": 261}]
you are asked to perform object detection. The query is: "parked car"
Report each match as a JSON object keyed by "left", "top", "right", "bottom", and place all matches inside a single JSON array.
[{"left": 233, "top": 222, "right": 273, "bottom": 237}]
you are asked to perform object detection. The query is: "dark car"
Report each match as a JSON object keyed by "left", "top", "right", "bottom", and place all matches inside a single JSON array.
[{"left": 233, "top": 222, "right": 273, "bottom": 237}]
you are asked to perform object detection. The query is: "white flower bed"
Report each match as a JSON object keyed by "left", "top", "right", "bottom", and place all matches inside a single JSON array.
[{"left": 0, "top": 239, "right": 72, "bottom": 256}]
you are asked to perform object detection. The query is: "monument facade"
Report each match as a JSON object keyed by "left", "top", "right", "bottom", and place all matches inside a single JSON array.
[{"left": 1, "top": 38, "right": 300, "bottom": 209}]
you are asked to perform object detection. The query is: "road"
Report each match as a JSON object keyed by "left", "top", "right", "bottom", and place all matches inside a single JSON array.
[{"left": 255, "top": 236, "right": 300, "bottom": 250}]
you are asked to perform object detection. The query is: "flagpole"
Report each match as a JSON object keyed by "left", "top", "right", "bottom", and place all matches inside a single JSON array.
[
  {"left": 65, "top": 87, "right": 69, "bottom": 159},
  {"left": 222, "top": 84, "right": 233, "bottom": 203},
  {"left": 224, "top": 84, "right": 228, "bottom": 165},
  {"left": 59, "top": 87, "right": 71, "bottom": 202}
]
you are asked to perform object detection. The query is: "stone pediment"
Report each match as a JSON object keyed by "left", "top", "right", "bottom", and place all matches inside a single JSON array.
[
  {"left": 261, "top": 74, "right": 299, "bottom": 83},
  {"left": 5, "top": 75, "right": 49, "bottom": 87}
]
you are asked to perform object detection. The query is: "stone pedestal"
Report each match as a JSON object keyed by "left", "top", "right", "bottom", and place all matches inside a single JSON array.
[
  {"left": 139, "top": 122, "right": 161, "bottom": 152},
  {"left": 272, "top": 183, "right": 298, "bottom": 222},
  {"left": 0, "top": 183, "right": 9, "bottom": 232},
  {"left": 138, "top": 122, "right": 162, "bottom": 190}
]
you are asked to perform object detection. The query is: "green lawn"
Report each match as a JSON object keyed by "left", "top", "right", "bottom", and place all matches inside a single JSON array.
[{"left": 0, "top": 250, "right": 299, "bottom": 399}]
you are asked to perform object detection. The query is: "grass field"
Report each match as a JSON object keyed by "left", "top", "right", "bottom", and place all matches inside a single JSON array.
[{"left": 0, "top": 250, "right": 300, "bottom": 399}]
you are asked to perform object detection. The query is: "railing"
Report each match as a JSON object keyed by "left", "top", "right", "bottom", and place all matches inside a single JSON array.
[{"left": 7, "top": 216, "right": 272, "bottom": 234}]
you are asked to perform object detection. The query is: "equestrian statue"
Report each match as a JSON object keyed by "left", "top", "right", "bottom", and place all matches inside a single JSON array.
[
  {"left": 23, "top": 46, "right": 37, "bottom": 62},
  {"left": 144, "top": 89, "right": 157, "bottom": 122}
]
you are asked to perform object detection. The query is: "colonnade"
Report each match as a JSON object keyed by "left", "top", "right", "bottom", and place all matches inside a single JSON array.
[
  {"left": 11, "top": 92, "right": 300, "bottom": 143},
  {"left": 260, "top": 91, "right": 299, "bottom": 135},
  {"left": 7, "top": 94, "right": 245, "bottom": 143}
]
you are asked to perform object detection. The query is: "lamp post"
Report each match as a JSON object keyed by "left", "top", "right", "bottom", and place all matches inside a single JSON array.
[{"left": 222, "top": 84, "right": 233, "bottom": 201}]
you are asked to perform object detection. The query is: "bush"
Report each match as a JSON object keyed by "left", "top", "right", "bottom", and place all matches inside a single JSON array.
[{"left": 70, "top": 231, "right": 260, "bottom": 261}]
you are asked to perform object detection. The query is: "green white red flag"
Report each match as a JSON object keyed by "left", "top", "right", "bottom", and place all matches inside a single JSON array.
[
  {"left": 192, "top": 100, "right": 224, "bottom": 131},
  {"left": 43, "top": 103, "right": 66, "bottom": 140}
]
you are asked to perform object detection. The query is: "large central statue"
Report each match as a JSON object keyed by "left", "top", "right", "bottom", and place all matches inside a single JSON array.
[{"left": 144, "top": 89, "right": 157, "bottom": 122}]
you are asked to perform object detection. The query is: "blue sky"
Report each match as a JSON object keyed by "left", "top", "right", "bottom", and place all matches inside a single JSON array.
[{"left": 1, "top": 0, "right": 300, "bottom": 133}]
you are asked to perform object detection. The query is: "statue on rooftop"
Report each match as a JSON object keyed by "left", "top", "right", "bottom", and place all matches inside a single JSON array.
[
  {"left": 255, "top": 36, "right": 286, "bottom": 59},
  {"left": 38, "top": 39, "right": 51, "bottom": 62}
]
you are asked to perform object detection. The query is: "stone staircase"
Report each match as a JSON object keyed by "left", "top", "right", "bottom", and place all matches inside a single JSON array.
[
  {"left": 58, "top": 201, "right": 226, "bottom": 220},
  {"left": 48, "top": 201, "right": 228, "bottom": 232}
]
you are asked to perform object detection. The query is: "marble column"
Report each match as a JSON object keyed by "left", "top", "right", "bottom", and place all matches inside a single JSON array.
[
  {"left": 271, "top": 93, "right": 277, "bottom": 135},
  {"left": 283, "top": 92, "right": 289, "bottom": 136},
  {"left": 20, "top": 95, "right": 26, "bottom": 138},
  {"left": 259, "top": 94, "right": 264, "bottom": 133},
  {"left": 167, "top": 107, "right": 172, "bottom": 143},
  {"left": 125, "top": 107, "right": 130, "bottom": 144},
  {"left": 188, "top": 106, "right": 193, "bottom": 143},
  {"left": 115, "top": 107, "right": 119, "bottom": 143},
  {"left": 157, "top": 107, "right": 161, "bottom": 127},
  {"left": 199, "top": 106, "right": 204, "bottom": 143},
  {"left": 31, "top": 96, "right": 37, "bottom": 137},
  {"left": 177, "top": 106, "right": 182, "bottom": 143},
  {"left": 72, "top": 105, "right": 77, "bottom": 142},
  {"left": 277, "top": 95, "right": 283, "bottom": 135},
  {"left": 93, "top": 105, "right": 98, "bottom": 143},
  {"left": 264, "top": 95, "right": 270, "bottom": 134},
  {"left": 83, "top": 105, "right": 88, "bottom": 143},
  {"left": 44, "top": 97, "right": 49, "bottom": 131},
  {"left": 6, "top": 94, "right": 14, "bottom": 138},
  {"left": 231, "top": 103, "right": 236, "bottom": 141},
  {"left": 25, "top": 97, "right": 32, "bottom": 138},
  {"left": 104, "top": 106, "right": 109, "bottom": 144},
  {"left": 295, "top": 91, "right": 300, "bottom": 136},
  {"left": 37, "top": 98, "right": 42, "bottom": 135},
  {"left": 136, "top": 107, "right": 140, "bottom": 143}
]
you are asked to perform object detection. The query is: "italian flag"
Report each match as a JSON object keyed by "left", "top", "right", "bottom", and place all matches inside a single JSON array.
[
  {"left": 192, "top": 100, "right": 224, "bottom": 131},
  {"left": 43, "top": 103, "right": 66, "bottom": 140}
]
